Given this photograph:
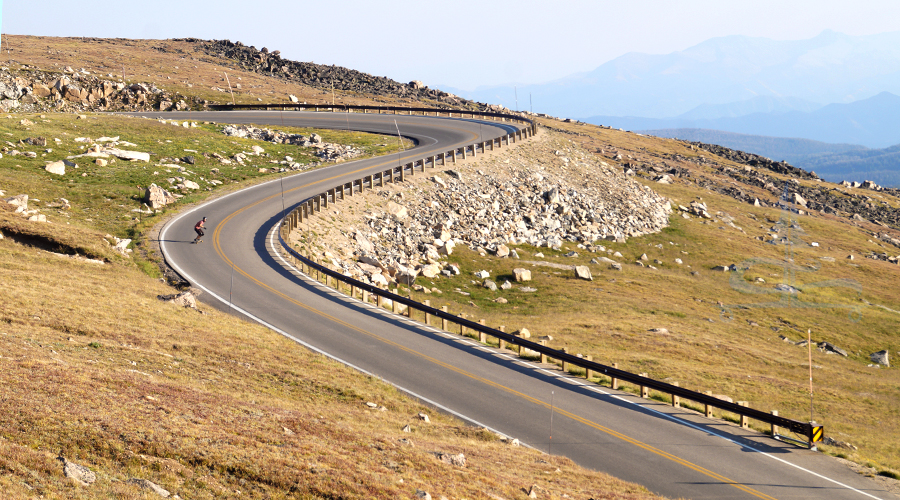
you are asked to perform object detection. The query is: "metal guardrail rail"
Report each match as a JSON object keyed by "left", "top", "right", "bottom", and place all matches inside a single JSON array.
[
  {"left": 207, "top": 102, "right": 537, "bottom": 135},
  {"left": 266, "top": 105, "right": 821, "bottom": 446}
]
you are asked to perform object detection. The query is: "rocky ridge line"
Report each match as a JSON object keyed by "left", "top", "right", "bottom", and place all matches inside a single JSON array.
[{"left": 188, "top": 39, "right": 502, "bottom": 111}]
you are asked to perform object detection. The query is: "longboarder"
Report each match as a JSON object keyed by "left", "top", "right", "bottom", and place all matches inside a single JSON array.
[{"left": 193, "top": 217, "right": 207, "bottom": 244}]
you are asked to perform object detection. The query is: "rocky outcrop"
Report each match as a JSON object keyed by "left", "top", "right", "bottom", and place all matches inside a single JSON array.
[
  {"left": 687, "top": 141, "right": 818, "bottom": 180},
  {"left": 222, "top": 125, "right": 363, "bottom": 162},
  {"left": 190, "top": 38, "right": 480, "bottom": 108},
  {"left": 0, "top": 67, "right": 201, "bottom": 113}
]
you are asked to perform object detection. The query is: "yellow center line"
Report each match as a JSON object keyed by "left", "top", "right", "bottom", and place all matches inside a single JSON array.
[{"left": 207, "top": 121, "right": 775, "bottom": 500}]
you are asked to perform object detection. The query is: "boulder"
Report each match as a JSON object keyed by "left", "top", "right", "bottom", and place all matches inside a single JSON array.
[
  {"left": 575, "top": 265, "right": 592, "bottom": 281},
  {"left": 474, "top": 270, "right": 490, "bottom": 279},
  {"left": 3, "top": 194, "right": 28, "bottom": 211},
  {"left": 513, "top": 268, "right": 532, "bottom": 282},
  {"left": 370, "top": 273, "right": 389, "bottom": 287},
  {"left": 105, "top": 148, "right": 150, "bottom": 162},
  {"left": 396, "top": 269, "right": 418, "bottom": 285},
  {"left": 127, "top": 478, "right": 171, "bottom": 497},
  {"left": 157, "top": 291, "right": 197, "bottom": 309},
  {"left": 144, "top": 184, "right": 175, "bottom": 209},
  {"left": 386, "top": 201, "right": 407, "bottom": 220},
  {"left": 182, "top": 180, "right": 200, "bottom": 190},
  {"left": 60, "top": 457, "right": 96, "bottom": 487},
  {"left": 496, "top": 244, "right": 510, "bottom": 258},
  {"left": 433, "top": 452, "right": 466, "bottom": 467},
  {"left": 420, "top": 264, "right": 441, "bottom": 278},
  {"left": 870, "top": 350, "right": 889, "bottom": 367},
  {"left": 45, "top": 161, "right": 67, "bottom": 175},
  {"left": 817, "top": 342, "right": 847, "bottom": 356},
  {"left": 33, "top": 84, "right": 52, "bottom": 98}
]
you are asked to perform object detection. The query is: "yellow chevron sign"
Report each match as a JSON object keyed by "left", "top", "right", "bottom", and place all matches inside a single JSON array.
[{"left": 811, "top": 425, "right": 824, "bottom": 443}]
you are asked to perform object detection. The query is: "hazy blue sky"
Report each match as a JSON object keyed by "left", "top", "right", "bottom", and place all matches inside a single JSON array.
[{"left": 4, "top": 0, "right": 900, "bottom": 90}]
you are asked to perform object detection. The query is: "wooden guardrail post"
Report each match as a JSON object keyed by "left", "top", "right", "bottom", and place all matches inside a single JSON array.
[
  {"left": 704, "top": 391, "right": 714, "bottom": 418},
  {"left": 377, "top": 293, "right": 383, "bottom": 308},
  {"left": 539, "top": 341, "right": 548, "bottom": 364},
  {"left": 672, "top": 382, "right": 680, "bottom": 407},
  {"left": 562, "top": 350, "right": 570, "bottom": 373},
  {"left": 586, "top": 355, "right": 594, "bottom": 380},
  {"left": 771, "top": 410, "right": 779, "bottom": 436},
  {"left": 738, "top": 401, "right": 749, "bottom": 428},
  {"left": 459, "top": 313, "right": 466, "bottom": 336},
  {"left": 478, "top": 319, "right": 487, "bottom": 343},
  {"left": 611, "top": 363, "right": 619, "bottom": 390},
  {"left": 363, "top": 290, "right": 370, "bottom": 304},
  {"left": 424, "top": 300, "right": 431, "bottom": 325},
  {"left": 640, "top": 373, "right": 649, "bottom": 398},
  {"left": 498, "top": 326, "right": 506, "bottom": 350},
  {"left": 441, "top": 306, "right": 448, "bottom": 330}
]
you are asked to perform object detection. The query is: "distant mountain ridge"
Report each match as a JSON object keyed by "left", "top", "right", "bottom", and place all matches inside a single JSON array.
[
  {"left": 587, "top": 91, "right": 900, "bottom": 149},
  {"left": 449, "top": 30, "right": 900, "bottom": 121},
  {"left": 643, "top": 128, "right": 900, "bottom": 187}
]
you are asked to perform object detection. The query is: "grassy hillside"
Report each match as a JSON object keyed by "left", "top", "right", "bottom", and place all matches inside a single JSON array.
[{"left": 0, "top": 37, "right": 664, "bottom": 499}]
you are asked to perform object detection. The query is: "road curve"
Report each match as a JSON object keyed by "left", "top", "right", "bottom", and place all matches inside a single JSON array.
[{"left": 130, "top": 111, "right": 896, "bottom": 500}]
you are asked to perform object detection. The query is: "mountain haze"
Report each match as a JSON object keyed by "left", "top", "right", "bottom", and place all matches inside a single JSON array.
[
  {"left": 589, "top": 91, "right": 900, "bottom": 149},
  {"left": 450, "top": 30, "right": 900, "bottom": 121}
]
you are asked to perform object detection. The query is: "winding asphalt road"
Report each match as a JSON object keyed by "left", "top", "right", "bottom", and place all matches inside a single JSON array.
[{"left": 131, "top": 110, "right": 896, "bottom": 500}]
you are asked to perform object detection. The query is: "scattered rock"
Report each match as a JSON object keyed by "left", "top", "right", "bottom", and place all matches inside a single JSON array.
[
  {"left": 870, "top": 350, "right": 890, "bottom": 367},
  {"left": 157, "top": 290, "right": 198, "bottom": 309},
  {"left": 574, "top": 265, "right": 592, "bottom": 281},
  {"left": 127, "top": 478, "right": 171, "bottom": 497},
  {"left": 44, "top": 160, "right": 67, "bottom": 175},
  {"left": 417, "top": 412, "right": 430, "bottom": 423},
  {"left": 513, "top": 268, "right": 532, "bottom": 282},
  {"left": 823, "top": 436, "right": 858, "bottom": 450},
  {"left": 818, "top": 342, "right": 848, "bottom": 356},
  {"left": 60, "top": 457, "right": 96, "bottom": 487},
  {"left": 144, "top": 184, "right": 176, "bottom": 209},
  {"left": 432, "top": 452, "right": 466, "bottom": 467}
]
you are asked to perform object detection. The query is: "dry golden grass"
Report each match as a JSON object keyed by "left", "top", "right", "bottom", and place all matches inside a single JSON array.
[{"left": 0, "top": 227, "right": 663, "bottom": 499}]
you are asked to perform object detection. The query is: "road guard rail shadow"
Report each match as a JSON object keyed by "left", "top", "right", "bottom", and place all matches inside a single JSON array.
[{"left": 268, "top": 105, "right": 821, "bottom": 448}]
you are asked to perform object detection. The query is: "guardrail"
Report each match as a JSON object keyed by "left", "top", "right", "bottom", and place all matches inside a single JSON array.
[
  {"left": 207, "top": 102, "right": 537, "bottom": 136},
  {"left": 270, "top": 106, "right": 822, "bottom": 447}
]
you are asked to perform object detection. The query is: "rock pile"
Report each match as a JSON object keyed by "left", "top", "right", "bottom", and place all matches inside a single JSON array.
[
  {"left": 298, "top": 135, "right": 671, "bottom": 288},
  {"left": 687, "top": 141, "right": 818, "bottom": 180},
  {"left": 0, "top": 66, "right": 200, "bottom": 113},
  {"left": 222, "top": 125, "right": 363, "bottom": 162}
]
